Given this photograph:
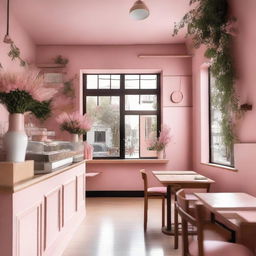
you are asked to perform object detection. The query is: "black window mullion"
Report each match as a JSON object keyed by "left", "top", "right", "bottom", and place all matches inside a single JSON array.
[
  {"left": 157, "top": 74, "right": 161, "bottom": 137},
  {"left": 120, "top": 75, "right": 125, "bottom": 159}
]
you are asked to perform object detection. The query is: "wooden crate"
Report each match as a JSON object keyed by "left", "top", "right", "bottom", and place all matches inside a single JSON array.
[{"left": 0, "top": 161, "right": 34, "bottom": 186}]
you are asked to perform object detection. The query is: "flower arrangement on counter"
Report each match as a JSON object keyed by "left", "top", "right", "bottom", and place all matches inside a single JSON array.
[
  {"left": 57, "top": 111, "right": 92, "bottom": 135},
  {"left": 0, "top": 70, "right": 56, "bottom": 119},
  {"left": 148, "top": 125, "right": 171, "bottom": 152}
]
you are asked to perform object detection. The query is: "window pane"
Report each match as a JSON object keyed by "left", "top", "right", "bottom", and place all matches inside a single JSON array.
[
  {"left": 125, "top": 115, "right": 139, "bottom": 158},
  {"left": 125, "top": 95, "right": 157, "bottom": 111},
  {"left": 99, "top": 75, "right": 111, "bottom": 89},
  {"left": 140, "top": 75, "right": 157, "bottom": 89},
  {"left": 87, "top": 75, "right": 98, "bottom": 89},
  {"left": 86, "top": 96, "right": 120, "bottom": 158},
  {"left": 209, "top": 73, "right": 233, "bottom": 166},
  {"left": 111, "top": 75, "right": 120, "bottom": 89},
  {"left": 125, "top": 75, "right": 139, "bottom": 89},
  {"left": 140, "top": 115, "right": 157, "bottom": 158}
]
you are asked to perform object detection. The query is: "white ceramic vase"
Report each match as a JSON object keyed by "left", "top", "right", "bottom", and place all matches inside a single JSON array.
[
  {"left": 157, "top": 150, "right": 164, "bottom": 159},
  {"left": 71, "top": 134, "right": 79, "bottom": 142},
  {"left": 4, "top": 113, "right": 28, "bottom": 162}
]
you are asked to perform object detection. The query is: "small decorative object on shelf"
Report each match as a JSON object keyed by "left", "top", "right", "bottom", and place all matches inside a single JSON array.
[
  {"left": 148, "top": 125, "right": 171, "bottom": 159},
  {"left": 0, "top": 70, "right": 56, "bottom": 162},
  {"left": 56, "top": 111, "right": 92, "bottom": 142}
]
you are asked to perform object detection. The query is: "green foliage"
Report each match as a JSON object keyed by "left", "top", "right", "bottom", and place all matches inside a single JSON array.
[
  {"left": 8, "top": 43, "right": 26, "bottom": 66},
  {"left": 173, "top": 0, "right": 238, "bottom": 149},
  {"left": 54, "top": 55, "right": 69, "bottom": 66},
  {"left": 63, "top": 79, "right": 75, "bottom": 97},
  {"left": 0, "top": 90, "right": 51, "bottom": 120},
  {"left": 60, "top": 121, "right": 87, "bottom": 135},
  {"left": 29, "top": 100, "right": 52, "bottom": 120}
]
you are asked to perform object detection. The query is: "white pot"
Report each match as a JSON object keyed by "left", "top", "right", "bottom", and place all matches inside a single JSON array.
[
  {"left": 157, "top": 150, "right": 164, "bottom": 159},
  {"left": 71, "top": 134, "right": 79, "bottom": 142},
  {"left": 4, "top": 114, "right": 28, "bottom": 162}
]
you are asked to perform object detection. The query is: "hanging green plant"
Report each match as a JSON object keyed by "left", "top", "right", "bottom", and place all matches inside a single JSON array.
[
  {"left": 8, "top": 43, "right": 26, "bottom": 66},
  {"left": 173, "top": 0, "right": 238, "bottom": 152},
  {"left": 54, "top": 55, "right": 69, "bottom": 66},
  {"left": 63, "top": 75, "right": 78, "bottom": 98}
]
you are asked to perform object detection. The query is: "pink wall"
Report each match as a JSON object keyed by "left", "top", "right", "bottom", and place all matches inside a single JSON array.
[
  {"left": 36, "top": 44, "right": 192, "bottom": 190},
  {"left": 0, "top": 0, "right": 36, "bottom": 125},
  {"left": 192, "top": 0, "right": 256, "bottom": 195}
]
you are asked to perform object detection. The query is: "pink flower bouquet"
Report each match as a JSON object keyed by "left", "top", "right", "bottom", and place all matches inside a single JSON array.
[
  {"left": 0, "top": 70, "right": 56, "bottom": 119},
  {"left": 57, "top": 111, "right": 92, "bottom": 135},
  {"left": 148, "top": 125, "right": 171, "bottom": 152}
]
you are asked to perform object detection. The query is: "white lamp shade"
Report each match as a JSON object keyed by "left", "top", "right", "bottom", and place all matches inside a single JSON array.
[{"left": 129, "top": 0, "right": 150, "bottom": 20}]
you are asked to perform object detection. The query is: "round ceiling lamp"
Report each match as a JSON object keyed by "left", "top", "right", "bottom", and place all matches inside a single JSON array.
[{"left": 129, "top": 0, "right": 150, "bottom": 20}]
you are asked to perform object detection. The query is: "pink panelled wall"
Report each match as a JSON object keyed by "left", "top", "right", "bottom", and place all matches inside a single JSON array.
[
  {"left": 0, "top": 0, "right": 36, "bottom": 124},
  {"left": 192, "top": 0, "right": 256, "bottom": 195},
  {"left": 36, "top": 44, "right": 192, "bottom": 190}
]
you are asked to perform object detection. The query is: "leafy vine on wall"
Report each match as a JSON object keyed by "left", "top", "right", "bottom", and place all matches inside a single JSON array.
[{"left": 173, "top": 0, "right": 238, "bottom": 153}]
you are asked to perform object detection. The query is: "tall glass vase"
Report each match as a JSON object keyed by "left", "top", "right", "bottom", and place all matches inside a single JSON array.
[{"left": 4, "top": 113, "right": 28, "bottom": 162}]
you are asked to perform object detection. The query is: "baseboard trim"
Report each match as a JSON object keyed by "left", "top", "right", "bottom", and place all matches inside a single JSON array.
[{"left": 86, "top": 190, "right": 144, "bottom": 197}]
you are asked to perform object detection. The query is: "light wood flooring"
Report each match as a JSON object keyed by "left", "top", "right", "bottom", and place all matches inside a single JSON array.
[{"left": 62, "top": 197, "right": 182, "bottom": 256}]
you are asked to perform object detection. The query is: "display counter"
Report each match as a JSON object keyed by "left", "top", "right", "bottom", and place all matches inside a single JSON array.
[{"left": 0, "top": 160, "right": 86, "bottom": 256}]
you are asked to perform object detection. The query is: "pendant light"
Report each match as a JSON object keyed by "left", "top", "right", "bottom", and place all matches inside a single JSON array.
[
  {"left": 3, "top": 0, "right": 13, "bottom": 44},
  {"left": 129, "top": 0, "right": 150, "bottom": 20}
]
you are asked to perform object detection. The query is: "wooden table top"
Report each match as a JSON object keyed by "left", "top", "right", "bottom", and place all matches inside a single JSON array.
[
  {"left": 86, "top": 172, "right": 100, "bottom": 177},
  {"left": 152, "top": 170, "right": 197, "bottom": 175},
  {"left": 195, "top": 192, "right": 256, "bottom": 211},
  {"left": 154, "top": 174, "right": 214, "bottom": 185}
]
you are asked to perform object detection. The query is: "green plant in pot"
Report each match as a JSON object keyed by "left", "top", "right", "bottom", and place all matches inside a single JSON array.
[
  {"left": 173, "top": 0, "right": 238, "bottom": 155},
  {"left": 0, "top": 70, "right": 56, "bottom": 162}
]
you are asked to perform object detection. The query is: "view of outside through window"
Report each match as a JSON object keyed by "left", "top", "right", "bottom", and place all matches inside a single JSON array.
[
  {"left": 85, "top": 74, "right": 159, "bottom": 158},
  {"left": 209, "top": 71, "right": 233, "bottom": 166}
]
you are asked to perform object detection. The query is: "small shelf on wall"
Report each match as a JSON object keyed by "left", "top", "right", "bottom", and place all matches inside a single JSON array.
[
  {"left": 138, "top": 54, "right": 193, "bottom": 59},
  {"left": 86, "top": 159, "right": 169, "bottom": 164}
]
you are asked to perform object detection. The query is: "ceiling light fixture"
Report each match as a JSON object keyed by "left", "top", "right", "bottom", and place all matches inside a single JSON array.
[
  {"left": 3, "top": 0, "right": 13, "bottom": 44},
  {"left": 129, "top": 0, "right": 150, "bottom": 20}
]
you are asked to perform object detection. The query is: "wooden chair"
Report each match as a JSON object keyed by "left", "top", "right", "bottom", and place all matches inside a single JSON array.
[
  {"left": 176, "top": 201, "right": 254, "bottom": 256},
  {"left": 140, "top": 169, "right": 166, "bottom": 231},
  {"left": 175, "top": 189, "right": 232, "bottom": 250}
]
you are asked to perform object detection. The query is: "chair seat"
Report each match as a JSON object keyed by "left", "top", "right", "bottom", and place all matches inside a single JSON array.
[
  {"left": 189, "top": 240, "right": 254, "bottom": 256},
  {"left": 147, "top": 186, "right": 167, "bottom": 195}
]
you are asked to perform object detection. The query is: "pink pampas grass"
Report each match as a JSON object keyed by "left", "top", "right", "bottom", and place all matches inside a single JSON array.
[
  {"left": 148, "top": 125, "right": 171, "bottom": 151},
  {"left": 56, "top": 111, "right": 92, "bottom": 135},
  {"left": 0, "top": 70, "right": 57, "bottom": 101}
]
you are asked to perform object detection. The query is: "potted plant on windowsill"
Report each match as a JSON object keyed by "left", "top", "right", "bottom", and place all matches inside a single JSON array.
[
  {"left": 0, "top": 70, "right": 56, "bottom": 162},
  {"left": 148, "top": 125, "right": 171, "bottom": 159},
  {"left": 56, "top": 111, "right": 92, "bottom": 142}
]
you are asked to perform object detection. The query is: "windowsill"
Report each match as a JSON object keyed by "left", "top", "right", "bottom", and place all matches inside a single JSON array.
[
  {"left": 201, "top": 162, "right": 238, "bottom": 172},
  {"left": 86, "top": 159, "right": 169, "bottom": 164}
]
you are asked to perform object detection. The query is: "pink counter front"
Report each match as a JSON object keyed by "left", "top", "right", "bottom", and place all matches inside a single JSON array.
[{"left": 0, "top": 161, "right": 86, "bottom": 256}]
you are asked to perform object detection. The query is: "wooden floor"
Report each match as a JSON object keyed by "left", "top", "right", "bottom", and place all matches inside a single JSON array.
[{"left": 62, "top": 197, "right": 182, "bottom": 256}]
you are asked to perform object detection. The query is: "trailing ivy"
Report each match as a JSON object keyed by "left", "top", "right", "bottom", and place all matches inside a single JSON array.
[
  {"left": 8, "top": 43, "right": 26, "bottom": 66},
  {"left": 173, "top": 0, "right": 238, "bottom": 153}
]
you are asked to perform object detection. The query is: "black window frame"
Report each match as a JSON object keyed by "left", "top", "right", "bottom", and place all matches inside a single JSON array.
[
  {"left": 83, "top": 73, "right": 161, "bottom": 159},
  {"left": 208, "top": 68, "right": 234, "bottom": 167}
]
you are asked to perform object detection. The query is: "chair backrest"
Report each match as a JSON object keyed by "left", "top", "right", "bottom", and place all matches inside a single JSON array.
[
  {"left": 176, "top": 189, "right": 190, "bottom": 212},
  {"left": 176, "top": 190, "right": 209, "bottom": 256},
  {"left": 140, "top": 169, "right": 148, "bottom": 194}
]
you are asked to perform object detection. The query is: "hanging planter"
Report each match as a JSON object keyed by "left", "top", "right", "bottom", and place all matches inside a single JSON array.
[{"left": 173, "top": 0, "right": 238, "bottom": 150}]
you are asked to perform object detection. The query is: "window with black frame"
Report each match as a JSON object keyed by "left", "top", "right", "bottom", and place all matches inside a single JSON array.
[
  {"left": 83, "top": 74, "right": 161, "bottom": 159},
  {"left": 208, "top": 69, "right": 234, "bottom": 167}
]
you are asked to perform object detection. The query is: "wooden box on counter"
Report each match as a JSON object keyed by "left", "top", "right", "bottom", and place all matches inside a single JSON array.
[{"left": 0, "top": 160, "right": 34, "bottom": 186}]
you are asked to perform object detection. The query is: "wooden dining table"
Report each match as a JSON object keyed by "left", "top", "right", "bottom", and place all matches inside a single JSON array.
[
  {"left": 153, "top": 171, "right": 215, "bottom": 235},
  {"left": 194, "top": 192, "right": 256, "bottom": 232}
]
